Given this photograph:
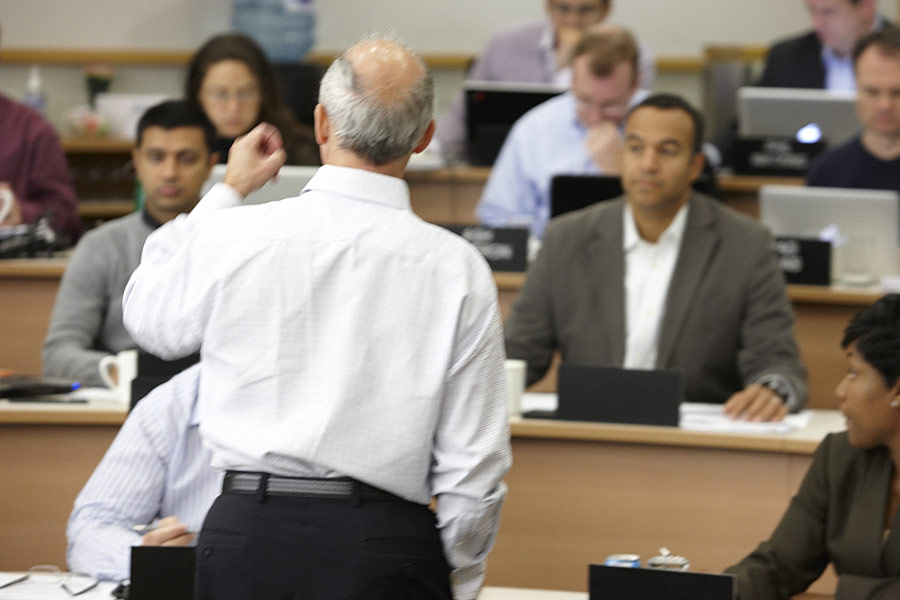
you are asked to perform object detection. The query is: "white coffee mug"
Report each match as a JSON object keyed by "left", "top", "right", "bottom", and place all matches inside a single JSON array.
[
  {"left": 98, "top": 349, "right": 138, "bottom": 404},
  {"left": 0, "top": 188, "right": 13, "bottom": 224},
  {"left": 504, "top": 359, "right": 527, "bottom": 418}
]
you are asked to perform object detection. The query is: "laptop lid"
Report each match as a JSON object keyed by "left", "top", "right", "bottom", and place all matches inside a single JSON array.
[
  {"left": 550, "top": 175, "right": 624, "bottom": 219},
  {"left": 759, "top": 184, "right": 900, "bottom": 285},
  {"left": 590, "top": 565, "right": 735, "bottom": 600},
  {"left": 550, "top": 173, "right": 721, "bottom": 220},
  {"left": 737, "top": 87, "right": 858, "bottom": 147},
  {"left": 556, "top": 365, "right": 682, "bottom": 427},
  {"left": 465, "top": 80, "right": 565, "bottom": 166},
  {"left": 130, "top": 546, "right": 195, "bottom": 600},
  {"left": 202, "top": 164, "right": 318, "bottom": 205}
]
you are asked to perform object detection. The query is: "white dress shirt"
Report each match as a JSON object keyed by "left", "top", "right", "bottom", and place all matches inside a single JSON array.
[
  {"left": 122, "top": 166, "right": 512, "bottom": 600},
  {"left": 67, "top": 365, "right": 221, "bottom": 581},
  {"left": 623, "top": 203, "right": 689, "bottom": 369}
]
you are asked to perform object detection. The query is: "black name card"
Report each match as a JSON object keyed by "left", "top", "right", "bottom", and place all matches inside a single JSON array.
[{"left": 441, "top": 225, "right": 529, "bottom": 272}]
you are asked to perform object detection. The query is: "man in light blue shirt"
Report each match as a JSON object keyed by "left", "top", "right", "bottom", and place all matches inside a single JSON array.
[
  {"left": 67, "top": 365, "right": 221, "bottom": 581},
  {"left": 477, "top": 24, "right": 646, "bottom": 239}
]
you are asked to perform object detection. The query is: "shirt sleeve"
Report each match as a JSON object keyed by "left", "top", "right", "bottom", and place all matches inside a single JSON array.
[
  {"left": 736, "top": 227, "right": 808, "bottom": 410},
  {"left": 18, "top": 118, "right": 81, "bottom": 241},
  {"left": 122, "top": 183, "right": 243, "bottom": 359},
  {"left": 724, "top": 435, "right": 834, "bottom": 599},
  {"left": 835, "top": 574, "right": 900, "bottom": 599},
  {"left": 431, "top": 267, "right": 512, "bottom": 600},
  {"left": 67, "top": 366, "right": 203, "bottom": 581},
  {"left": 66, "top": 397, "right": 173, "bottom": 580},
  {"left": 475, "top": 120, "right": 543, "bottom": 236},
  {"left": 503, "top": 222, "right": 560, "bottom": 386},
  {"left": 42, "top": 233, "right": 113, "bottom": 386}
]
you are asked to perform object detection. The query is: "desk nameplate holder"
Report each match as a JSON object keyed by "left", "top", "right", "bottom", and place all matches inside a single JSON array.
[
  {"left": 733, "top": 137, "right": 826, "bottom": 176},
  {"left": 440, "top": 225, "right": 529, "bottom": 272}
]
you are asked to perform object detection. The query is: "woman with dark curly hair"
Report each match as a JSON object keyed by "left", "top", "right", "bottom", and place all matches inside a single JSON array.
[
  {"left": 726, "top": 293, "right": 900, "bottom": 599},
  {"left": 185, "top": 33, "right": 319, "bottom": 166}
]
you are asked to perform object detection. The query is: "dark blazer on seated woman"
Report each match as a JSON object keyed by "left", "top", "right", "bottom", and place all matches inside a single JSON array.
[{"left": 726, "top": 431, "right": 900, "bottom": 599}]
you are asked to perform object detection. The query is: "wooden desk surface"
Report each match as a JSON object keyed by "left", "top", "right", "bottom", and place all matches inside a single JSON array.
[{"left": 0, "top": 400, "right": 842, "bottom": 594}]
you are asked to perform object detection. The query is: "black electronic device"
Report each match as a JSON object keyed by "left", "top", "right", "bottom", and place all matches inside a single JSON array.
[
  {"left": 590, "top": 565, "right": 735, "bottom": 599},
  {"left": 465, "top": 81, "right": 564, "bottom": 166}
]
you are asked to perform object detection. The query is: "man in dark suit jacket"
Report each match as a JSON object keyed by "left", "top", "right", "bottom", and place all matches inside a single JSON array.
[
  {"left": 505, "top": 94, "right": 807, "bottom": 421},
  {"left": 760, "top": 0, "right": 883, "bottom": 89}
]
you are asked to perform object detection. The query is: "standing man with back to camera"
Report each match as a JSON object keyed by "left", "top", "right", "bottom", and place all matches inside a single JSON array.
[{"left": 122, "top": 37, "right": 512, "bottom": 600}]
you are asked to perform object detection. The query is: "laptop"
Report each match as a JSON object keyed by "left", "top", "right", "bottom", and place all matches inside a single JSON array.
[
  {"left": 130, "top": 546, "right": 195, "bottom": 600},
  {"left": 737, "top": 87, "right": 858, "bottom": 147},
  {"left": 759, "top": 185, "right": 900, "bottom": 285},
  {"left": 465, "top": 80, "right": 565, "bottom": 166},
  {"left": 130, "top": 350, "right": 199, "bottom": 410},
  {"left": 550, "top": 172, "right": 721, "bottom": 220},
  {"left": 550, "top": 175, "right": 624, "bottom": 219},
  {"left": 202, "top": 164, "right": 318, "bottom": 205},
  {"left": 590, "top": 565, "right": 735, "bottom": 600},
  {"left": 540, "top": 364, "right": 683, "bottom": 426}
]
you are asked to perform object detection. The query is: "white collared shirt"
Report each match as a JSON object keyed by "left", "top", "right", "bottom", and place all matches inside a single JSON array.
[
  {"left": 122, "top": 166, "right": 511, "bottom": 600},
  {"left": 623, "top": 202, "right": 690, "bottom": 369}
]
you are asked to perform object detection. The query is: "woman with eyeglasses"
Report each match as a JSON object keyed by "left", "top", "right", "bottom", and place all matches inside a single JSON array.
[
  {"left": 725, "top": 294, "right": 900, "bottom": 599},
  {"left": 185, "top": 33, "right": 319, "bottom": 166}
]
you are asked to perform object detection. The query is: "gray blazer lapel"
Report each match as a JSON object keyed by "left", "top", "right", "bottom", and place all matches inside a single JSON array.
[
  {"left": 657, "top": 195, "right": 719, "bottom": 366},
  {"left": 589, "top": 200, "right": 626, "bottom": 363}
]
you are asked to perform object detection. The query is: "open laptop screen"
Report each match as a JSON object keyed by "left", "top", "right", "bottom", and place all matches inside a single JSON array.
[
  {"left": 465, "top": 80, "right": 564, "bottom": 166},
  {"left": 590, "top": 565, "right": 735, "bottom": 600}
]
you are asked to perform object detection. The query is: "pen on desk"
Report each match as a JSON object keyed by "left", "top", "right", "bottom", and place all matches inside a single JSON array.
[
  {"left": 132, "top": 519, "right": 198, "bottom": 536},
  {"left": 131, "top": 518, "right": 161, "bottom": 533},
  {"left": 0, "top": 573, "right": 28, "bottom": 589}
]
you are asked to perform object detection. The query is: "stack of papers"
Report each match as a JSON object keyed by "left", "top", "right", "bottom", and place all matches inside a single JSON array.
[
  {"left": 679, "top": 402, "right": 811, "bottom": 434},
  {"left": 519, "top": 394, "right": 813, "bottom": 435}
]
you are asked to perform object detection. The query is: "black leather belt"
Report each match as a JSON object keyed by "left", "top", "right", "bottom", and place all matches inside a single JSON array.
[{"left": 223, "top": 471, "right": 399, "bottom": 501}]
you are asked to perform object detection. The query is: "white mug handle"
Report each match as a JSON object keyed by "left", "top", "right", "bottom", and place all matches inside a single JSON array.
[
  {"left": 98, "top": 355, "right": 118, "bottom": 389},
  {"left": 0, "top": 188, "right": 13, "bottom": 224}
]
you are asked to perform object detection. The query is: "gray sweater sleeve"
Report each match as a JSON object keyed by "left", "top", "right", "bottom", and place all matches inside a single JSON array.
[{"left": 43, "top": 214, "right": 147, "bottom": 386}]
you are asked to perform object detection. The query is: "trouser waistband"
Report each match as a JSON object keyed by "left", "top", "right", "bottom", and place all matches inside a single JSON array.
[{"left": 222, "top": 471, "right": 401, "bottom": 501}]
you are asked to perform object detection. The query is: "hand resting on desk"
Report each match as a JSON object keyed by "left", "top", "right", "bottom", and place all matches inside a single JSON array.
[
  {"left": 141, "top": 516, "right": 195, "bottom": 547},
  {"left": 723, "top": 383, "right": 789, "bottom": 422}
]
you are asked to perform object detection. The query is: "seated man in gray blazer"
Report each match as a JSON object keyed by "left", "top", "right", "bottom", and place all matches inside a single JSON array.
[{"left": 504, "top": 93, "right": 807, "bottom": 421}]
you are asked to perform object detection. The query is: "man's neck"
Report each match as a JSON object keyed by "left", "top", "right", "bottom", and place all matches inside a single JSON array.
[
  {"left": 629, "top": 195, "right": 690, "bottom": 244},
  {"left": 325, "top": 148, "right": 410, "bottom": 179},
  {"left": 145, "top": 202, "right": 197, "bottom": 226},
  {"left": 861, "top": 129, "right": 900, "bottom": 161}
]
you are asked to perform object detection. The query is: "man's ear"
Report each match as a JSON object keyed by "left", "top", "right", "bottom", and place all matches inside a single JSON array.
[
  {"left": 412, "top": 120, "right": 436, "bottom": 154},
  {"left": 314, "top": 104, "right": 330, "bottom": 146}
]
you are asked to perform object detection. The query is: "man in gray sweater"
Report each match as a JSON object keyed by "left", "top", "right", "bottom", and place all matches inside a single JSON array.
[{"left": 43, "top": 101, "right": 218, "bottom": 386}]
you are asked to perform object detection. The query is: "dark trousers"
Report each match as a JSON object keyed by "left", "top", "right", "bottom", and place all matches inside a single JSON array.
[{"left": 195, "top": 489, "right": 453, "bottom": 600}]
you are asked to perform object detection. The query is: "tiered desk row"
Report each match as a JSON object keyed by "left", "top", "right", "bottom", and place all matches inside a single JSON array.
[{"left": 0, "top": 139, "right": 861, "bottom": 596}]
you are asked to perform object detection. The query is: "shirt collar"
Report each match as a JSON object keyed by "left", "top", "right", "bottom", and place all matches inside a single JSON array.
[
  {"left": 622, "top": 198, "right": 690, "bottom": 252},
  {"left": 141, "top": 208, "right": 162, "bottom": 229},
  {"left": 302, "top": 164, "right": 412, "bottom": 212}
]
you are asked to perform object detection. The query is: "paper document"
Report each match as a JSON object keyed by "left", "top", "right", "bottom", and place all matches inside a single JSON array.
[
  {"left": 520, "top": 394, "right": 812, "bottom": 435},
  {"left": 679, "top": 402, "right": 812, "bottom": 434}
]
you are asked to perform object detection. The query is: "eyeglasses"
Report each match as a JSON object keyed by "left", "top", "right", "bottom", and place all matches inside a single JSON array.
[
  {"left": 0, "top": 566, "right": 100, "bottom": 597},
  {"left": 201, "top": 86, "right": 261, "bottom": 105},
  {"left": 550, "top": 1, "right": 604, "bottom": 17}
]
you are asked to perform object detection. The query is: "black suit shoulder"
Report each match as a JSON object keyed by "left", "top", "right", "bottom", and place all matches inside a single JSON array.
[{"left": 759, "top": 31, "right": 825, "bottom": 88}]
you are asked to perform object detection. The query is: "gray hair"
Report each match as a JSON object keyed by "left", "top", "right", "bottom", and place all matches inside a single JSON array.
[{"left": 318, "top": 46, "right": 434, "bottom": 165}]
